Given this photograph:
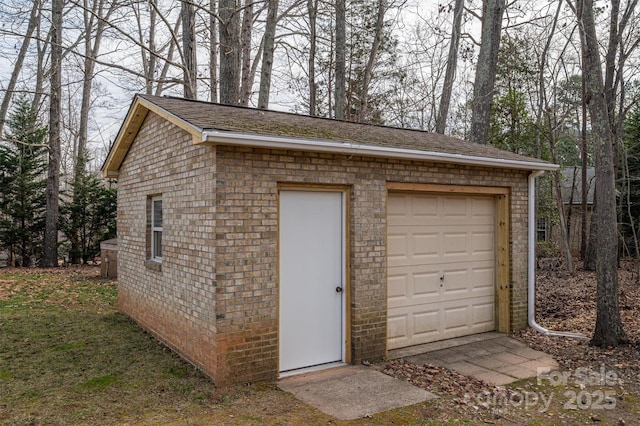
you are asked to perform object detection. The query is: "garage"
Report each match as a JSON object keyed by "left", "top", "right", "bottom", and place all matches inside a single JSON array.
[
  {"left": 387, "top": 191, "right": 498, "bottom": 350},
  {"left": 105, "top": 94, "right": 555, "bottom": 385}
]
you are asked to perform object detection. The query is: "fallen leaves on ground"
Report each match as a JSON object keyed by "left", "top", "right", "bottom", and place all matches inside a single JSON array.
[{"left": 514, "top": 259, "right": 640, "bottom": 388}]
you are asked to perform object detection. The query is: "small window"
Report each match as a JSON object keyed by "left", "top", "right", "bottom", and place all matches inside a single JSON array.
[
  {"left": 536, "top": 217, "right": 547, "bottom": 242},
  {"left": 151, "top": 196, "right": 163, "bottom": 260}
]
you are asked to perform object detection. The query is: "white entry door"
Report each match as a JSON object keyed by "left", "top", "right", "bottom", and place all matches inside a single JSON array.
[{"left": 279, "top": 190, "right": 344, "bottom": 373}]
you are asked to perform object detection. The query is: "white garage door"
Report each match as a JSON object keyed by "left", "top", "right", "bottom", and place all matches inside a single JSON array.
[{"left": 387, "top": 192, "right": 496, "bottom": 350}]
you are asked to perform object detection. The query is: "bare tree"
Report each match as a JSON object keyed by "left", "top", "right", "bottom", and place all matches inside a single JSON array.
[
  {"left": 357, "top": 0, "right": 386, "bottom": 123},
  {"left": 469, "top": 0, "right": 505, "bottom": 144},
  {"left": 334, "top": 0, "right": 345, "bottom": 119},
  {"left": 436, "top": 0, "right": 464, "bottom": 134},
  {"left": 306, "top": 0, "right": 318, "bottom": 115},
  {"left": 182, "top": 0, "right": 198, "bottom": 99},
  {"left": 210, "top": 0, "right": 219, "bottom": 102},
  {"left": 575, "top": 0, "right": 627, "bottom": 347},
  {"left": 0, "top": 0, "right": 42, "bottom": 139},
  {"left": 258, "top": 0, "right": 279, "bottom": 109},
  {"left": 43, "top": 0, "right": 64, "bottom": 266},
  {"left": 77, "top": 0, "right": 117, "bottom": 169},
  {"left": 239, "top": 0, "right": 254, "bottom": 105},
  {"left": 219, "top": 0, "right": 241, "bottom": 104}
]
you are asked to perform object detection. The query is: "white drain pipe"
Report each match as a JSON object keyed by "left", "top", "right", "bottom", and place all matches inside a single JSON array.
[{"left": 528, "top": 171, "right": 589, "bottom": 339}]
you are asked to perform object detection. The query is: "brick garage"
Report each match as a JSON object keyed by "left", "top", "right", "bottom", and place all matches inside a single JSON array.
[{"left": 103, "top": 95, "right": 556, "bottom": 386}]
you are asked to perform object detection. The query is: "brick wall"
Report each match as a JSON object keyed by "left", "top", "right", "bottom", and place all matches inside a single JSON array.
[
  {"left": 117, "top": 112, "right": 531, "bottom": 386},
  {"left": 117, "top": 113, "right": 219, "bottom": 378}
]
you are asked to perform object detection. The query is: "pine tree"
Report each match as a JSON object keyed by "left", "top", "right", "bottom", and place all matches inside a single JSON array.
[
  {"left": 0, "top": 98, "right": 48, "bottom": 267},
  {"left": 60, "top": 166, "right": 116, "bottom": 264}
]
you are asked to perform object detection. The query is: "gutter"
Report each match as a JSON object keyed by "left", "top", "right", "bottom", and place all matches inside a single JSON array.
[
  {"left": 528, "top": 171, "right": 589, "bottom": 339},
  {"left": 201, "top": 130, "right": 558, "bottom": 172}
]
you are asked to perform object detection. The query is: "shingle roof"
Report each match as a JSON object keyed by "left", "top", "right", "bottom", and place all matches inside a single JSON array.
[{"left": 103, "top": 94, "right": 556, "bottom": 177}]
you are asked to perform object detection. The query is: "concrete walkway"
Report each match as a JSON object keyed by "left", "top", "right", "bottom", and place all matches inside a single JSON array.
[
  {"left": 278, "top": 333, "right": 557, "bottom": 420},
  {"left": 278, "top": 365, "right": 436, "bottom": 420},
  {"left": 389, "top": 332, "right": 558, "bottom": 386}
]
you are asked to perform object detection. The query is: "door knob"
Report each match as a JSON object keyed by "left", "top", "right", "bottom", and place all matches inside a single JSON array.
[{"left": 336, "top": 286, "right": 343, "bottom": 293}]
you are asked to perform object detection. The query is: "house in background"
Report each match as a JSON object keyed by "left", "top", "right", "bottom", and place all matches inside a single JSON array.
[
  {"left": 542, "top": 167, "right": 595, "bottom": 256},
  {"left": 102, "top": 94, "right": 557, "bottom": 386}
]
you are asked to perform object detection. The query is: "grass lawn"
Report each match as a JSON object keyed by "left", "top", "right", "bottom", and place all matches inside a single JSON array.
[{"left": 1, "top": 267, "right": 638, "bottom": 425}]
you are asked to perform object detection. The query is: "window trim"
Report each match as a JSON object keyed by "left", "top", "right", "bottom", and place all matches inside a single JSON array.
[{"left": 151, "top": 196, "right": 163, "bottom": 262}]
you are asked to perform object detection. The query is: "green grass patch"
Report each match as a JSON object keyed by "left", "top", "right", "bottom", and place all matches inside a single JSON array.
[{"left": 82, "top": 374, "right": 117, "bottom": 390}]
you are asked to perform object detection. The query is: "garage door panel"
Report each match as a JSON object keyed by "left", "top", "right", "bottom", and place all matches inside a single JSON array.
[
  {"left": 413, "top": 310, "right": 440, "bottom": 338},
  {"left": 387, "top": 314, "right": 409, "bottom": 347},
  {"left": 387, "top": 273, "right": 409, "bottom": 300},
  {"left": 387, "top": 274, "right": 440, "bottom": 309},
  {"left": 413, "top": 272, "right": 440, "bottom": 297},
  {"left": 442, "top": 305, "right": 469, "bottom": 331},
  {"left": 443, "top": 297, "right": 495, "bottom": 336},
  {"left": 388, "top": 233, "right": 409, "bottom": 260},
  {"left": 387, "top": 195, "right": 410, "bottom": 219},
  {"left": 387, "top": 305, "right": 440, "bottom": 349},
  {"left": 442, "top": 232, "right": 468, "bottom": 255},
  {"left": 443, "top": 196, "right": 468, "bottom": 216},
  {"left": 471, "top": 267, "right": 495, "bottom": 290},
  {"left": 472, "top": 302, "right": 495, "bottom": 327},
  {"left": 472, "top": 197, "right": 495, "bottom": 216},
  {"left": 387, "top": 192, "right": 496, "bottom": 349},
  {"left": 413, "top": 195, "right": 439, "bottom": 216},
  {"left": 441, "top": 269, "right": 471, "bottom": 294},
  {"left": 472, "top": 232, "right": 495, "bottom": 253},
  {"left": 413, "top": 233, "right": 439, "bottom": 257}
]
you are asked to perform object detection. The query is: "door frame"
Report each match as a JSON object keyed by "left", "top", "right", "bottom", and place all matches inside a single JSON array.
[
  {"left": 385, "top": 182, "right": 511, "bottom": 351},
  {"left": 277, "top": 184, "right": 351, "bottom": 374}
]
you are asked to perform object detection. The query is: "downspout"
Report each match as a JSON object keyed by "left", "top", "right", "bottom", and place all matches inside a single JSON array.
[{"left": 528, "top": 171, "right": 589, "bottom": 339}]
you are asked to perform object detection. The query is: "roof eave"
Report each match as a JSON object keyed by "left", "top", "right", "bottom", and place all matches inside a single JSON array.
[
  {"left": 101, "top": 95, "right": 203, "bottom": 178},
  {"left": 200, "top": 130, "right": 559, "bottom": 172}
]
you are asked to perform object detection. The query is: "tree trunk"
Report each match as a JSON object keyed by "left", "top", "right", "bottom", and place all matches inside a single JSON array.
[
  {"left": 43, "top": 0, "right": 63, "bottom": 267},
  {"left": 553, "top": 170, "right": 575, "bottom": 273},
  {"left": 334, "top": 0, "right": 346, "bottom": 120},
  {"left": 469, "top": 0, "right": 505, "bottom": 144},
  {"left": 307, "top": 0, "right": 317, "bottom": 115},
  {"left": 258, "top": 0, "right": 278, "bottom": 109},
  {"left": 435, "top": 0, "right": 464, "bottom": 134},
  {"left": 182, "top": 0, "right": 197, "bottom": 99},
  {"left": 576, "top": 0, "right": 627, "bottom": 347},
  {"left": 145, "top": 0, "right": 157, "bottom": 94},
  {"left": 0, "top": 0, "right": 41, "bottom": 139},
  {"left": 210, "top": 0, "right": 218, "bottom": 102},
  {"left": 357, "top": 0, "right": 385, "bottom": 123},
  {"left": 239, "top": 0, "right": 254, "bottom": 105},
  {"left": 219, "top": 0, "right": 241, "bottom": 104},
  {"left": 581, "top": 72, "right": 588, "bottom": 260}
]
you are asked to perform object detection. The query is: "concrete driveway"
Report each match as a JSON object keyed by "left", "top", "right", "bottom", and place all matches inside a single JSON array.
[{"left": 389, "top": 332, "right": 558, "bottom": 385}]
